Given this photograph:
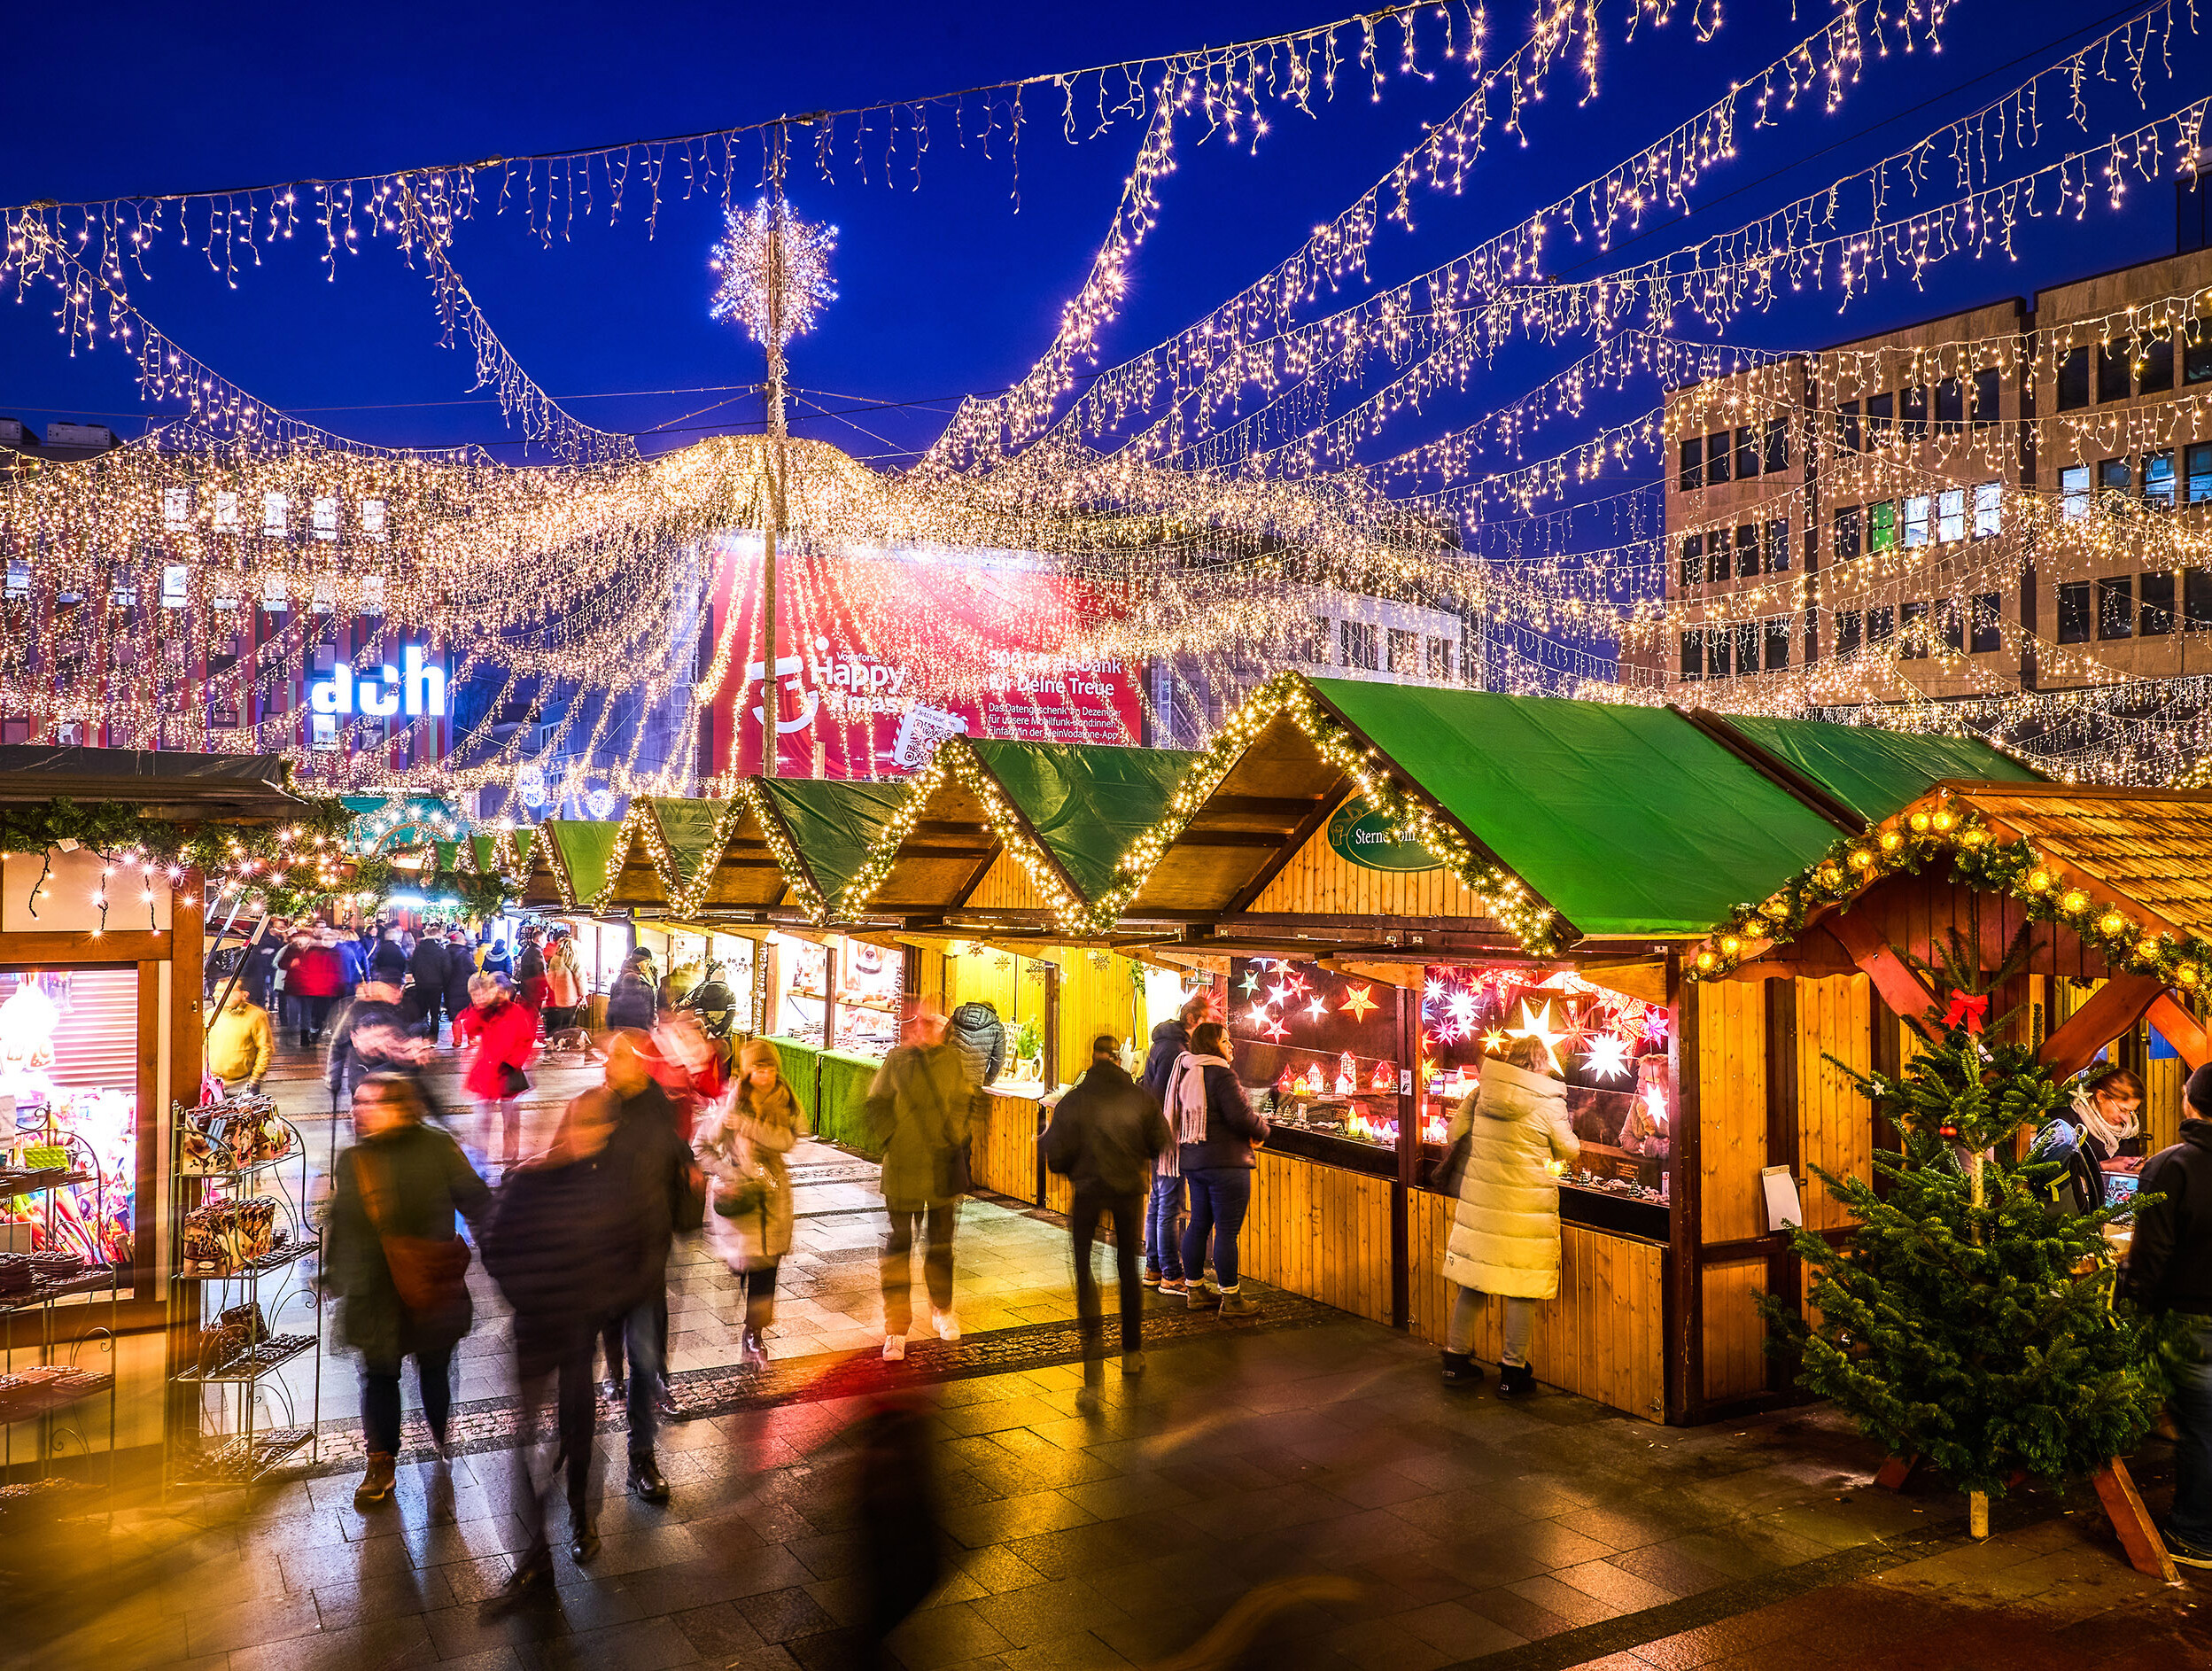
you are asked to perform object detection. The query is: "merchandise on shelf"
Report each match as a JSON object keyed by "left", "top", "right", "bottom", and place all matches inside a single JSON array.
[
  {"left": 1228, "top": 956, "right": 1401, "bottom": 1156},
  {"left": 1, "top": 969, "right": 139, "bottom": 1267}
]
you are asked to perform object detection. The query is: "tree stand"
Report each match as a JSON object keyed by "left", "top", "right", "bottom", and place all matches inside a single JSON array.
[{"left": 1874, "top": 1454, "right": 2177, "bottom": 1580}]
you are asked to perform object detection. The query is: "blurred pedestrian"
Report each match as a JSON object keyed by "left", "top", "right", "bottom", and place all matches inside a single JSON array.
[
  {"left": 455, "top": 973, "right": 535, "bottom": 1168},
  {"left": 544, "top": 930, "right": 585, "bottom": 1030},
  {"left": 604, "top": 951, "right": 657, "bottom": 1031},
  {"left": 1043, "top": 1034, "right": 1172, "bottom": 1410},
  {"left": 324, "top": 1073, "right": 490, "bottom": 1509},
  {"left": 1141, "top": 991, "right": 1211, "bottom": 1294},
  {"left": 336, "top": 928, "right": 369, "bottom": 996},
  {"left": 369, "top": 926, "right": 408, "bottom": 989},
  {"left": 480, "top": 1087, "right": 625, "bottom": 1605},
  {"left": 2123, "top": 1063, "right": 2212, "bottom": 1566},
  {"left": 600, "top": 1030, "right": 704, "bottom": 1502},
  {"left": 289, "top": 930, "right": 344, "bottom": 1047},
  {"left": 481, "top": 938, "right": 514, "bottom": 979},
  {"left": 407, "top": 927, "right": 451, "bottom": 1042},
  {"left": 514, "top": 927, "right": 549, "bottom": 1017},
  {"left": 206, "top": 987, "right": 273, "bottom": 1096},
  {"left": 441, "top": 927, "right": 476, "bottom": 1038},
  {"left": 1438, "top": 1035, "right": 1578, "bottom": 1395},
  {"left": 239, "top": 917, "right": 284, "bottom": 1010},
  {"left": 699, "top": 1039, "right": 799, "bottom": 1368},
  {"left": 1168, "top": 1021, "right": 1269, "bottom": 1318},
  {"left": 865, "top": 1001, "right": 976, "bottom": 1361},
  {"left": 326, "top": 975, "right": 431, "bottom": 1104}
]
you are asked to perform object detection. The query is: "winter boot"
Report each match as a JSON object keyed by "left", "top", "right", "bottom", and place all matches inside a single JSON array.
[
  {"left": 1439, "top": 1351, "right": 1483, "bottom": 1387},
  {"left": 1496, "top": 1362, "right": 1537, "bottom": 1397},
  {"left": 353, "top": 1451, "right": 396, "bottom": 1509}
]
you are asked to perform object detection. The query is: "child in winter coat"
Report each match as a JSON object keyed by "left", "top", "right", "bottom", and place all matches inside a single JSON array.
[{"left": 697, "top": 1040, "right": 800, "bottom": 1366}]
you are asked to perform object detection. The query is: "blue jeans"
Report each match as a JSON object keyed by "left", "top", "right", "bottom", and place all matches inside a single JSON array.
[
  {"left": 2172, "top": 1316, "right": 2212, "bottom": 1545},
  {"left": 1145, "top": 1175, "right": 1185, "bottom": 1279},
  {"left": 622, "top": 1300, "right": 664, "bottom": 1460},
  {"left": 1181, "top": 1166, "right": 1252, "bottom": 1292}
]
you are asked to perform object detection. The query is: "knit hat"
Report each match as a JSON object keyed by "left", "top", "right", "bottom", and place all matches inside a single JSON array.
[{"left": 2185, "top": 1062, "right": 2212, "bottom": 1118}]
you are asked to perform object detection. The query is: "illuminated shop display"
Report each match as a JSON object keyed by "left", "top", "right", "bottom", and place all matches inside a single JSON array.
[
  {"left": 1226, "top": 957, "right": 1401, "bottom": 1166},
  {"left": 0, "top": 970, "right": 138, "bottom": 1271},
  {"left": 777, "top": 934, "right": 905, "bottom": 1057}
]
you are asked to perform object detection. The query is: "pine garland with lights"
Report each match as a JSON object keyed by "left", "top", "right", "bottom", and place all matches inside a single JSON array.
[{"left": 1758, "top": 938, "right": 2188, "bottom": 1496}]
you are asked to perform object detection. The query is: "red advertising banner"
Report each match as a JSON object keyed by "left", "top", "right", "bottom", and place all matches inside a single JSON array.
[{"left": 702, "top": 536, "right": 1145, "bottom": 780}]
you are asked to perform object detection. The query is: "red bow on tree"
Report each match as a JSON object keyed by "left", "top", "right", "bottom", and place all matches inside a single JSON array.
[{"left": 1942, "top": 992, "right": 1990, "bottom": 1034}]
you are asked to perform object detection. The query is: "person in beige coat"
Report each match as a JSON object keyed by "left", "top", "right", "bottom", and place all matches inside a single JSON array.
[
  {"left": 1439, "top": 1036, "right": 1579, "bottom": 1395},
  {"left": 698, "top": 1039, "right": 800, "bottom": 1368}
]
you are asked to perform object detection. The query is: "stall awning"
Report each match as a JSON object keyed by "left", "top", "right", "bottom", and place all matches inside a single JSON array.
[
  {"left": 538, "top": 819, "right": 623, "bottom": 910},
  {"left": 0, "top": 746, "right": 301, "bottom": 819},
  {"left": 965, "top": 740, "right": 1192, "bottom": 905},
  {"left": 1310, "top": 680, "right": 1849, "bottom": 940},
  {"left": 756, "top": 777, "right": 911, "bottom": 913},
  {"left": 1703, "top": 713, "right": 2041, "bottom": 828}
]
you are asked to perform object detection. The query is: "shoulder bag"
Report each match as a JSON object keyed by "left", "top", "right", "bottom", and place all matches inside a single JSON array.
[{"left": 352, "top": 1146, "right": 472, "bottom": 1333}]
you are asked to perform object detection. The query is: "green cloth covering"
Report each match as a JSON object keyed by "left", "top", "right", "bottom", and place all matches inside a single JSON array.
[
  {"left": 757, "top": 778, "right": 911, "bottom": 905},
  {"left": 542, "top": 820, "right": 621, "bottom": 905},
  {"left": 816, "top": 1048, "right": 887, "bottom": 1157},
  {"left": 468, "top": 835, "right": 498, "bottom": 874},
  {"left": 966, "top": 741, "right": 1193, "bottom": 903},
  {"left": 1707, "top": 714, "right": 2042, "bottom": 828},
  {"left": 432, "top": 840, "right": 458, "bottom": 878},
  {"left": 1308, "top": 680, "right": 1846, "bottom": 939},
  {"left": 509, "top": 828, "right": 535, "bottom": 865},
  {"left": 760, "top": 1037, "right": 821, "bottom": 1128},
  {"left": 648, "top": 797, "right": 735, "bottom": 899}
]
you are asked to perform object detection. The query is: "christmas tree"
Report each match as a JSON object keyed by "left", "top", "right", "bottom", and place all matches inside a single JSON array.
[{"left": 1760, "top": 930, "right": 2187, "bottom": 1506}]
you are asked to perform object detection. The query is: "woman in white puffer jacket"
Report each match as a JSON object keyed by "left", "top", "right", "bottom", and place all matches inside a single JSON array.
[{"left": 1440, "top": 1035, "right": 1579, "bottom": 1395}]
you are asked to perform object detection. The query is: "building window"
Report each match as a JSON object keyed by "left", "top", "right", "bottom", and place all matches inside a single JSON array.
[
  {"left": 1763, "top": 417, "right": 1789, "bottom": 473},
  {"left": 1941, "top": 599, "right": 1966, "bottom": 652},
  {"left": 214, "top": 490, "right": 239, "bottom": 531},
  {"left": 2187, "top": 566, "right": 2212, "bottom": 631},
  {"left": 2101, "top": 457, "right": 2134, "bottom": 499},
  {"left": 1706, "top": 432, "right": 1732, "bottom": 486},
  {"left": 1735, "top": 524, "right": 1758, "bottom": 579},
  {"left": 1386, "top": 627, "right": 1421, "bottom": 675},
  {"left": 1425, "top": 636, "right": 1455, "bottom": 681},
  {"left": 1902, "top": 494, "right": 1931, "bottom": 549},
  {"left": 1803, "top": 606, "right": 1820, "bottom": 665},
  {"left": 162, "top": 487, "right": 190, "bottom": 530},
  {"left": 2057, "top": 581, "right": 2092, "bottom": 643},
  {"left": 2190, "top": 444, "right": 2212, "bottom": 505},
  {"left": 361, "top": 498, "right": 387, "bottom": 541},
  {"left": 1936, "top": 488, "right": 1966, "bottom": 543},
  {"left": 1867, "top": 391, "right": 1894, "bottom": 444},
  {"left": 1679, "top": 534, "right": 1704, "bottom": 588},
  {"left": 1870, "top": 500, "right": 1898, "bottom": 553},
  {"left": 1833, "top": 505, "right": 1862, "bottom": 562},
  {"left": 1678, "top": 436, "right": 1703, "bottom": 491},
  {"left": 1972, "top": 481, "right": 2002, "bottom": 540},
  {"left": 1734, "top": 621, "right": 1759, "bottom": 674},
  {"left": 2057, "top": 347, "right": 2091, "bottom": 410},
  {"left": 1763, "top": 617, "right": 1791, "bottom": 671},
  {"left": 1339, "top": 619, "right": 1378, "bottom": 670},
  {"left": 1866, "top": 604, "right": 1896, "bottom": 645},
  {"left": 1707, "top": 628, "right": 1732, "bottom": 678},
  {"left": 2142, "top": 570, "right": 2177, "bottom": 636},
  {"left": 311, "top": 712, "right": 339, "bottom": 751},
  {"left": 1764, "top": 518, "right": 1789, "bottom": 573},
  {"left": 1836, "top": 400, "right": 1861, "bottom": 453},
  {"left": 1935, "top": 377, "right": 1965, "bottom": 433},
  {"left": 1972, "top": 367, "right": 1999, "bottom": 426},
  {"left": 2098, "top": 575, "right": 2134, "bottom": 639},
  {"left": 1900, "top": 384, "right": 1929, "bottom": 442},
  {"left": 1899, "top": 600, "right": 1930, "bottom": 659},
  {"left": 261, "top": 492, "right": 288, "bottom": 536},
  {"left": 1706, "top": 537, "right": 1728, "bottom": 584},
  {"left": 2061, "top": 463, "right": 2093, "bottom": 520},
  {"left": 1970, "top": 592, "right": 2003, "bottom": 652},
  {"left": 2098, "top": 340, "right": 2132, "bottom": 402},
  {"left": 260, "top": 572, "right": 288, "bottom": 612},
  {"left": 311, "top": 495, "right": 339, "bottom": 541},
  {"left": 2146, "top": 449, "right": 2177, "bottom": 508},
  {"left": 1309, "top": 617, "right": 1333, "bottom": 663},
  {"left": 160, "top": 564, "right": 189, "bottom": 609},
  {"left": 2140, "top": 333, "right": 2176, "bottom": 394},
  {"left": 1735, "top": 427, "right": 1758, "bottom": 479},
  {"left": 1680, "top": 632, "right": 1703, "bottom": 680},
  {"left": 2188, "top": 319, "right": 2212, "bottom": 385},
  {"left": 1837, "top": 610, "right": 1863, "bottom": 657}
]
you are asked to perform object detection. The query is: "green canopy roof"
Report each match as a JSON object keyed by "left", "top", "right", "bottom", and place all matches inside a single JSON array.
[
  {"left": 1708, "top": 713, "right": 2043, "bottom": 828},
  {"left": 649, "top": 797, "right": 736, "bottom": 898},
  {"left": 966, "top": 741, "right": 1194, "bottom": 903},
  {"left": 509, "top": 828, "right": 536, "bottom": 866},
  {"left": 1308, "top": 680, "right": 1848, "bottom": 939},
  {"left": 757, "top": 778, "right": 911, "bottom": 905},
  {"left": 468, "top": 834, "right": 498, "bottom": 873},
  {"left": 540, "top": 819, "right": 621, "bottom": 906}
]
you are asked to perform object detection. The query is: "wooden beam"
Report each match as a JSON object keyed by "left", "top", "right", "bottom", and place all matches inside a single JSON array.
[
  {"left": 2038, "top": 974, "right": 2166, "bottom": 1082},
  {"left": 0, "top": 929, "right": 171, "bottom": 965},
  {"left": 1824, "top": 911, "right": 1939, "bottom": 1022},
  {"left": 2093, "top": 1458, "right": 2179, "bottom": 1582},
  {"left": 2147, "top": 991, "right": 2212, "bottom": 1070}
]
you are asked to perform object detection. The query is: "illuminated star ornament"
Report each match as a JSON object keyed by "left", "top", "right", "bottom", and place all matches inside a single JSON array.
[
  {"left": 1339, "top": 983, "right": 1378, "bottom": 1022},
  {"left": 1239, "top": 968, "right": 1262, "bottom": 997},
  {"left": 1506, "top": 999, "right": 1567, "bottom": 1071},
  {"left": 1305, "top": 994, "right": 1329, "bottom": 1022},
  {"left": 1582, "top": 1033, "right": 1631, "bottom": 1083},
  {"left": 1481, "top": 1029, "right": 1507, "bottom": 1053},
  {"left": 710, "top": 198, "right": 839, "bottom": 346}
]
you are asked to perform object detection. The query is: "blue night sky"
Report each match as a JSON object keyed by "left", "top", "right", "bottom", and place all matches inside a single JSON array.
[{"left": 0, "top": 2, "right": 2202, "bottom": 472}]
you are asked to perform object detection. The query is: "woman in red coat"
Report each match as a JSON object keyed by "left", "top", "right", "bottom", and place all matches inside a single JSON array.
[
  {"left": 455, "top": 974, "right": 537, "bottom": 1167},
  {"left": 290, "top": 932, "right": 345, "bottom": 1046}
]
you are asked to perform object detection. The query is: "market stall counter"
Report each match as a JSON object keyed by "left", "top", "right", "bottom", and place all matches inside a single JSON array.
[{"left": 815, "top": 1047, "right": 886, "bottom": 1157}]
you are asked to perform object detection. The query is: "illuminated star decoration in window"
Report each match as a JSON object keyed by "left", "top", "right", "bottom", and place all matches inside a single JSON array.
[
  {"left": 1305, "top": 994, "right": 1329, "bottom": 1023},
  {"left": 1481, "top": 1028, "right": 1507, "bottom": 1053},
  {"left": 1339, "top": 983, "right": 1378, "bottom": 1022},
  {"left": 1447, "top": 990, "right": 1479, "bottom": 1030},
  {"left": 1263, "top": 1014, "right": 1290, "bottom": 1042},
  {"left": 1424, "top": 976, "right": 1444, "bottom": 1004},
  {"left": 1239, "top": 968, "right": 1262, "bottom": 996},
  {"left": 1266, "top": 980, "right": 1295, "bottom": 1007},
  {"left": 710, "top": 198, "right": 839, "bottom": 347},
  {"left": 1505, "top": 999, "right": 1567, "bottom": 1071},
  {"left": 1582, "top": 1033, "right": 1631, "bottom": 1083}
]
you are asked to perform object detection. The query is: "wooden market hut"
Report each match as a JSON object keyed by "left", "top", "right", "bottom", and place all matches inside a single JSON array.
[{"left": 1070, "top": 672, "right": 2035, "bottom": 1426}]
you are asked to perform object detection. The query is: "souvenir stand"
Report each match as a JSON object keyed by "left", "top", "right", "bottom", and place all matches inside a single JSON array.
[
  {"left": 835, "top": 738, "right": 1192, "bottom": 1213},
  {"left": 0, "top": 748, "right": 307, "bottom": 1498},
  {"left": 513, "top": 819, "right": 628, "bottom": 1024},
  {"left": 1094, "top": 673, "right": 2030, "bottom": 1424}
]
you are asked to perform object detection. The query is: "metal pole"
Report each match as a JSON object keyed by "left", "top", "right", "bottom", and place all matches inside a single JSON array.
[{"left": 759, "top": 131, "right": 791, "bottom": 781}]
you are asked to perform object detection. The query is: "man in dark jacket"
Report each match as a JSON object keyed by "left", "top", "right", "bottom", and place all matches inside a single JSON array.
[
  {"left": 369, "top": 928, "right": 409, "bottom": 988},
  {"left": 2123, "top": 1063, "right": 2212, "bottom": 1566},
  {"left": 1140, "top": 993, "right": 1213, "bottom": 1294},
  {"left": 480, "top": 1087, "right": 626, "bottom": 1606},
  {"left": 442, "top": 928, "right": 477, "bottom": 1034},
  {"left": 1044, "top": 1037, "right": 1173, "bottom": 1408},
  {"left": 604, "top": 952, "right": 658, "bottom": 1031},
  {"left": 407, "top": 931, "right": 451, "bottom": 1040},
  {"left": 950, "top": 1000, "right": 1006, "bottom": 1087},
  {"left": 601, "top": 1031, "right": 703, "bottom": 1503}
]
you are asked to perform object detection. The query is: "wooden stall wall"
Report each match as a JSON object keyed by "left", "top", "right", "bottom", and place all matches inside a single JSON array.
[
  {"left": 1695, "top": 981, "right": 1772, "bottom": 1405},
  {"left": 1241, "top": 1150, "right": 1393, "bottom": 1325},
  {"left": 1796, "top": 975, "right": 1874, "bottom": 1232},
  {"left": 1406, "top": 1190, "right": 1665, "bottom": 1421},
  {"left": 965, "top": 850, "right": 1048, "bottom": 912},
  {"left": 973, "top": 1092, "right": 1042, "bottom": 1202},
  {"left": 1246, "top": 797, "right": 1495, "bottom": 920}
]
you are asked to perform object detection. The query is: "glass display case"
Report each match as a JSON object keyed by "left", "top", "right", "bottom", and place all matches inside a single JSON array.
[
  {"left": 1225, "top": 957, "right": 1401, "bottom": 1177},
  {"left": 1418, "top": 964, "right": 1672, "bottom": 1237},
  {"left": 834, "top": 939, "right": 904, "bottom": 1056},
  {"left": 0, "top": 969, "right": 139, "bottom": 1279},
  {"left": 779, "top": 937, "right": 831, "bottom": 1044}
]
